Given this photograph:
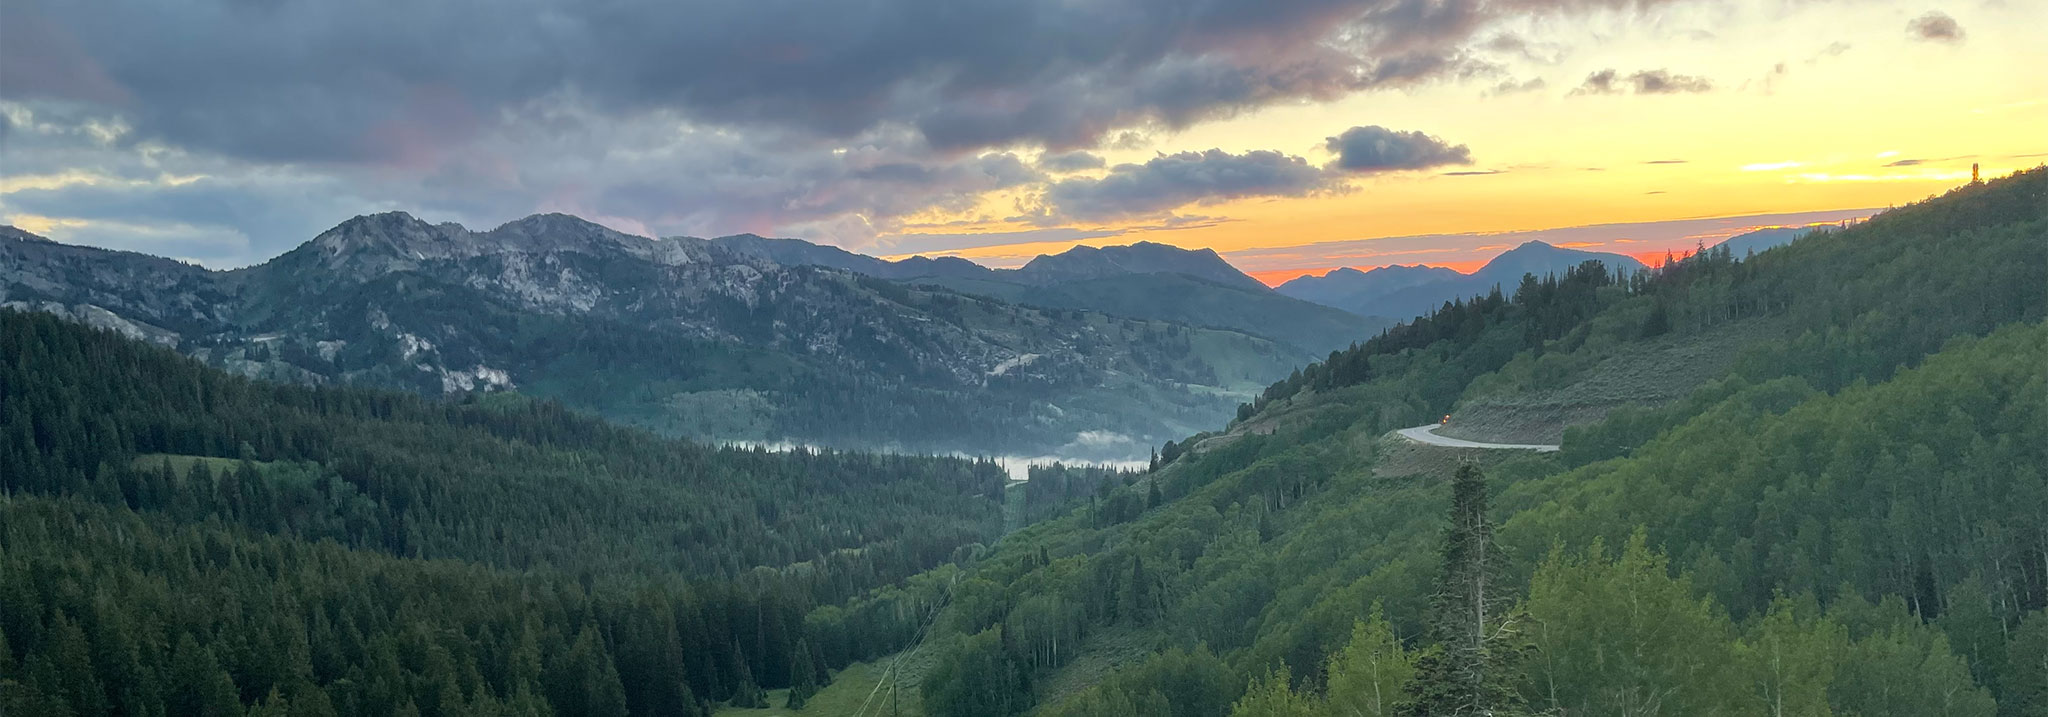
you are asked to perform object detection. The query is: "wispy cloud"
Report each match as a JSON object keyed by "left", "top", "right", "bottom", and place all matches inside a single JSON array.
[{"left": 1573, "top": 69, "right": 1714, "bottom": 96}]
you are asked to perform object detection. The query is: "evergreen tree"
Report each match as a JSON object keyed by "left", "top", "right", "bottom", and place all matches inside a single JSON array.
[
  {"left": 169, "top": 634, "right": 244, "bottom": 717},
  {"left": 784, "top": 639, "right": 817, "bottom": 709},
  {"left": 1123, "top": 555, "right": 1154, "bottom": 624},
  {"left": 1404, "top": 464, "right": 1525, "bottom": 717},
  {"left": 727, "top": 640, "right": 767, "bottom": 708},
  {"left": 45, "top": 612, "right": 108, "bottom": 716},
  {"left": 548, "top": 625, "right": 628, "bottom": 715}
]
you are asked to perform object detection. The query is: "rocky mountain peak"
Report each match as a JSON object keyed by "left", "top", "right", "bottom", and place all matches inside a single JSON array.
[
  {"left": 487, "top": 213, "right": 649, "bottom": 255},
  {"left": 1015, "top": 241, "right": 1269, "bottom": 292}
]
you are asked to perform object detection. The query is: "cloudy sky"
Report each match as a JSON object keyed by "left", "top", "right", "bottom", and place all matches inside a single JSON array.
[{"left": 2, "top": 0, "right": 2041, "bottom": 281}]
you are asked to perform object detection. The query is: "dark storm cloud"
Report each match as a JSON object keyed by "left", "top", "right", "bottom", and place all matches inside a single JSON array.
[
  {"left": 1907, "top": 12, "right": 1964, "bottom": 43},
  {"left": 1572, "top": 69, "right": 1714, "bottom": 95},
  {"left": 0, "top": 102, "right": 1048, "bottom": 262},
  {"left": 1324, "top": 126, "right": 1473, "bottom": 172},
  {"left": 2, "top": 0, "right": 1655, "bottom": 262},
  {"left": 1043, "top": 149, "right": 1334, "bottom": 222},
  {"left": 0, "top": 0, "right": 1662, "bottom": 163},
  {"left": 1038, "top": 151, "right": 1108, "bottom": 173}
]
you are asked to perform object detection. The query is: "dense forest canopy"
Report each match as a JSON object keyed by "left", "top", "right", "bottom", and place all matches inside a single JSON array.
[
  {"left": 0, "top": 308, "right": 1015, "bottom": 715},
  {"left": 888, "top": 169, "right": 2047, "bottom": 716},
  {"left": 1, "top": 169, "right": 2043, "bottom": 716}
]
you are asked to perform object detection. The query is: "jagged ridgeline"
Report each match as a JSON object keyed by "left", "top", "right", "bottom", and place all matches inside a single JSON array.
[
  {"left": 0, "top": 214, "right": 1308, "bottom": 458},
  {"left": 885, "top": 168, "right": 2047, "bottom": 716},
  {"left": 0, "top": 307, "right": 1015, "bottom": 715}
]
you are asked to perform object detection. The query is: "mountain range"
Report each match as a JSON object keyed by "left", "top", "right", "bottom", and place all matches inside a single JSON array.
[
  {"left": 0, "top": 213, "right": 1823, "bottom": 459},
  {"left": 711, "top": 236, "right": 1391, "bottom": 356},
  {"left": 1, "top": 214, "right": 1337, "bottom": 458},
  {"left": 1278, "top": 240, "right": 1649, "bottom": 321}
]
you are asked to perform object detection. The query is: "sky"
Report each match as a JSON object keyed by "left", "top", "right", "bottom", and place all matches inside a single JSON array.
[{"left": 2, "top": 0, "right": 2042, "bottom": 278}]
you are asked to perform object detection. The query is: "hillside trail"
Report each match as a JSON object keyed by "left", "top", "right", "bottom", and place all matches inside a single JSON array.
[{"left": 1396, "top": 423, "right": 1559, "bottom": 452}]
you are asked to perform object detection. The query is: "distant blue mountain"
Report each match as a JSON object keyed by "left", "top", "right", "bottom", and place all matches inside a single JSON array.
[
  {"left": 718, "top": 236, "right": 1389, "bottom": 356},
  {"left": 1713, "top": 226, "right": 1813, "bottom": 257},
  {"left": 1278, "top": 241, "right": 1647, "bottom": 322},
  {"left": 1275, "top": 264, "right": 1461, "bottom": 311}
]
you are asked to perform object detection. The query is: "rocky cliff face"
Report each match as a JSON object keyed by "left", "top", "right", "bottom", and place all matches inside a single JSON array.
[{"left": 2, "top": 215, "right": 1298, "bottom": 457}]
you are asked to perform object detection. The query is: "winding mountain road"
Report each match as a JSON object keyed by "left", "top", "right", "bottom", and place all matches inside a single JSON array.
[{"left": 1397, "top": 423, "right": 1560, "bottom": 452}]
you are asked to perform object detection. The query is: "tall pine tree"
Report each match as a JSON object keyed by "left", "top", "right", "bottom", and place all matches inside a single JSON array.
[{"left": 1404, "top": 464, "right": 1526, "bottom": 716}]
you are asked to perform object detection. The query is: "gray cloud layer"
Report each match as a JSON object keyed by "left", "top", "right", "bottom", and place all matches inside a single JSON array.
[
  {"left": 1324, "top": 126, "right": 1474, "bottom": 172},
  {"left": 1043, "top": 149, "right": 1334, "bottom": 222},
  {"left": 1039, "top": 123, "right": 1473, "bottom": 222},
  {"left": 3, "top": 0, "right": 1670, "bottom": 263},
  {"left": 1038, "top": 151, "right": 1109, "bottom": 172},
  {"left": 0, "top": 0, "right": 1538, "bottom": 162}
]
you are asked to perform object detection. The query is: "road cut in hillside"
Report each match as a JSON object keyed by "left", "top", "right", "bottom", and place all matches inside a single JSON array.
[{"left": 1396, "top": 423, "right": 1560, "bottom": 452}]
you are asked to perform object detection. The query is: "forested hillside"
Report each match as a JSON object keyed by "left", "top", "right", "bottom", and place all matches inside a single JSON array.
[
  {"left": 3, "top": 168, "right": 2040, "bottom": 716},
  {"left": 877, "top": 169, "right": 2048, "bottom": 716},
  {"left": 0, "top": 308, "right": 1013, "bottom": 716},
  {"left": 1275, "top": 241, "right": 1647, "bottom": 322}
]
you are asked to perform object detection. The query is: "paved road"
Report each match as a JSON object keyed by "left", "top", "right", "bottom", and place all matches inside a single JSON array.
[{"left": 1396, "top": 423, "right": 1560, "bottom": 452}]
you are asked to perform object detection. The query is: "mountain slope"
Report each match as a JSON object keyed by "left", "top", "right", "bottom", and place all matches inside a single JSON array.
[
  {"left": 999, "top": 273, "right": 1394, "bottom": 357},
  {"left": 868, "top": 169, "right": 2048, "bottom": 716},
  {"left": 1280, "top": 241, "right": 1648, "bottom": 321},
  {"left": 730, "top": 236, "right": 1394, "bottom": 356},
  {"left": 710, "top": 232, "right": 998, "bottom": 281},
  {"left": 1, "top": 213, "right": 1300, "bottom": 457},
  {"left": 1713, "top": 225, "right": 1811, "bottom": 256}
]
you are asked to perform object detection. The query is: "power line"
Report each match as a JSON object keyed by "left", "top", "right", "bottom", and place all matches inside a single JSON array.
[{"left": 851, "top": 572, "right": 960, "bottom": 717}]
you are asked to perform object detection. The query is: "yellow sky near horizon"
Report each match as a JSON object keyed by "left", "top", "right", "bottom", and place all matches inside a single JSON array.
[{"left": 877, "top": 0, "right": 2047, "bottom": 276}]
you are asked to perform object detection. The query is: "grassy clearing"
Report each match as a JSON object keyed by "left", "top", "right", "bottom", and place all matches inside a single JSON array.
[
  {"left": 712, "top": 654, "right": 927, "bottom": 717},
  {"left": 130, "top": 453, "right": 273, "bottom": 474},
  {"left": 1031, "top": 625, "right": 1164, "bottom": 709},
  {"left": 1002, "top": 480, "right": 1030, "bottom": 534},
  {"left": 1442, "top": 317, "right": 1787, "bottom": 443}
]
